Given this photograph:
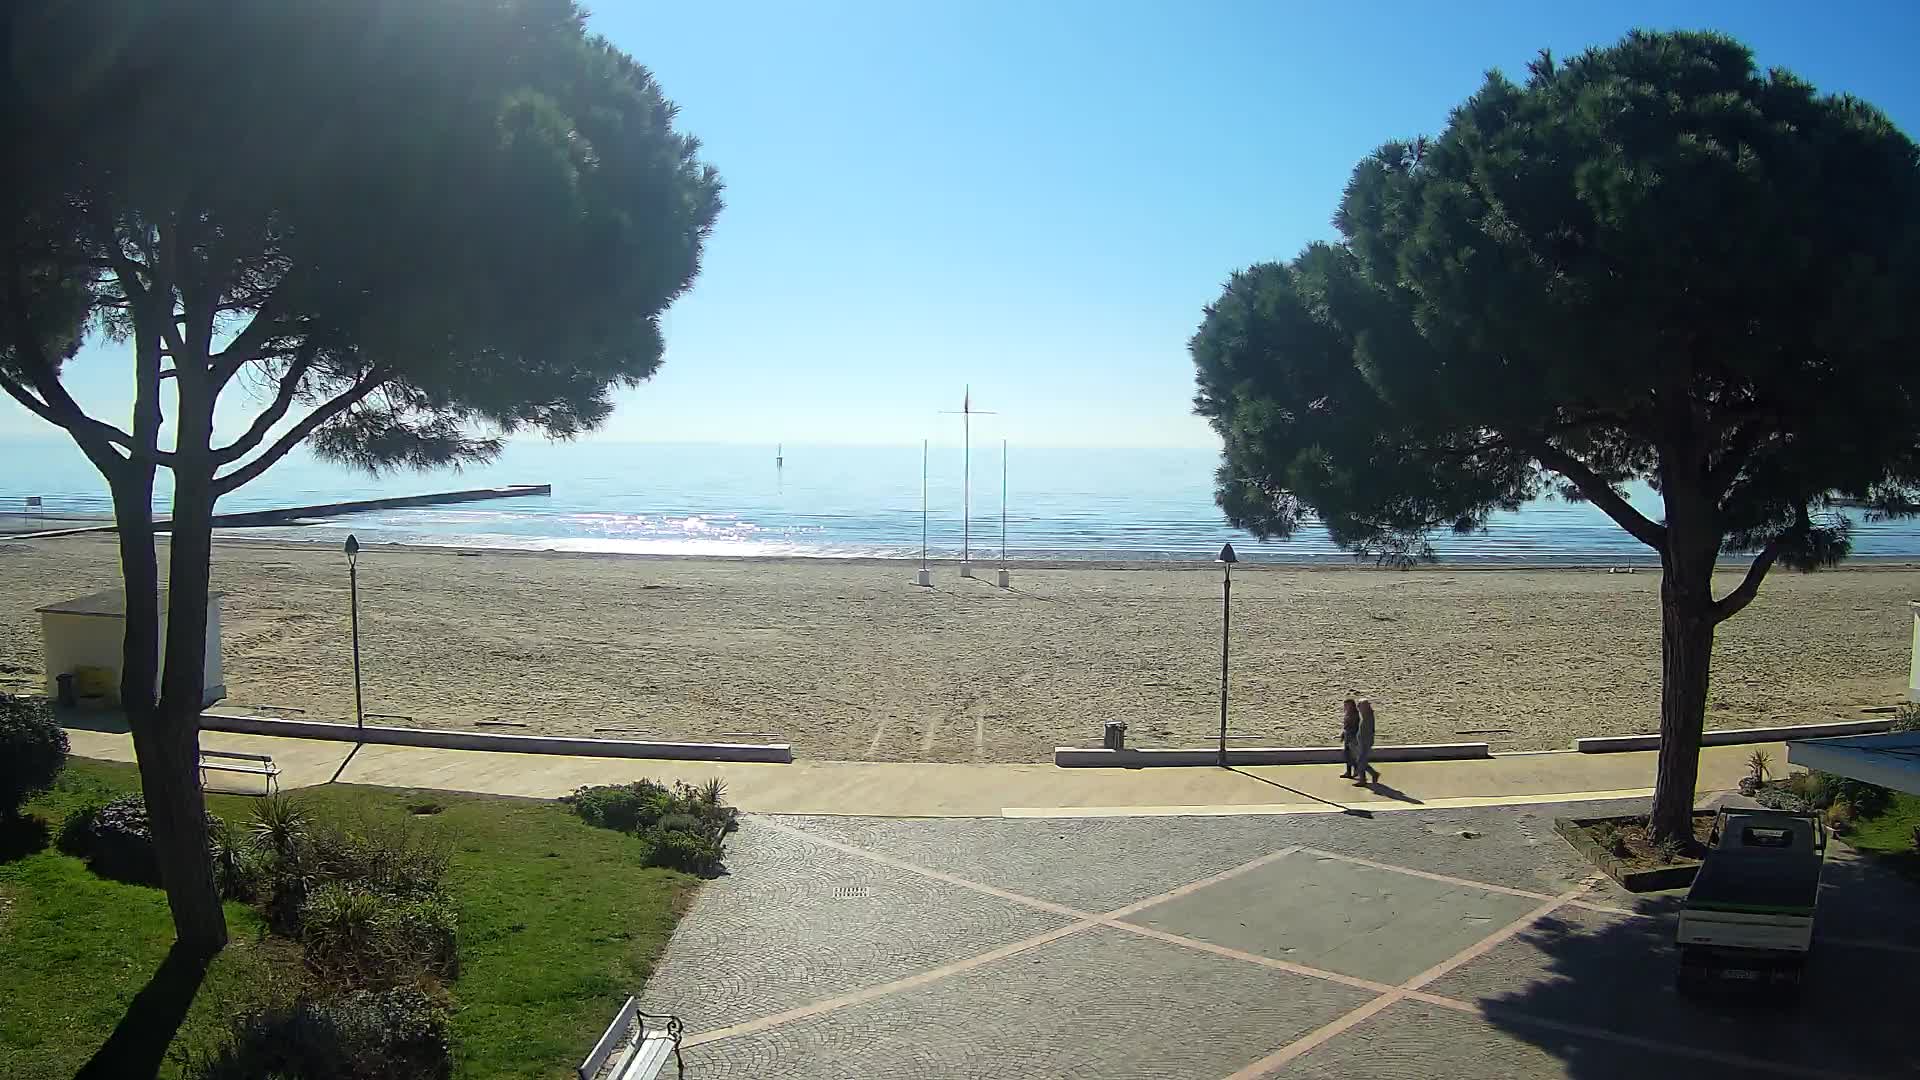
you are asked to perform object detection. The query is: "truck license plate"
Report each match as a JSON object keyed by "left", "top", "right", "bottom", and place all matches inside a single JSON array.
[{"left": 1720, "top": 969, "right": 1759, "bottom": 981}]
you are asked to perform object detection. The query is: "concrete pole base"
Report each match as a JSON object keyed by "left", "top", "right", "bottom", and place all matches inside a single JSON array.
[
  {"left": 915, "top": 568, "right": 933, "bottom": 587},
  {"left": 960, "top": 562, "right": 973, "bottom": 579},
  {"left": 997, "top": 568, "right": 1011, "bottom": 588}
]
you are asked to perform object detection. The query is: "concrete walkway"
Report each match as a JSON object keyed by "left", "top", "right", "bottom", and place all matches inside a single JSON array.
[{"left": 64, "top": 724, "right": 1771, "bottom": 816}]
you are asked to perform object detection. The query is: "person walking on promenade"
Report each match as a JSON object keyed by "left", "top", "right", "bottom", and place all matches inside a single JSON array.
[
  {"left": 1340, "top": 697, "right": 1362, "bottom": 779},
  {"left": 1353, "top": 697, "right": 1381, "bottom": 785}
]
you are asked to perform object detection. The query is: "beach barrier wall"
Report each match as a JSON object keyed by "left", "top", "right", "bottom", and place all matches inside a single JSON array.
[
  {"left": 201, "top": 711, "right": 792, "bottom": 763},
  {"left": 1053, "top": 742, "right": 1491, "bottom": 768},
  {"left": 1573, "top": 718, "right": 1893, "bottom": 754}
]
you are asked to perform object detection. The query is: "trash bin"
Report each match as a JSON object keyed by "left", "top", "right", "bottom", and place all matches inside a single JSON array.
[
  {"left": 55, "top": 672, "right": 76, "bottom": 708},
  {"left": 1103, "top": 720, "right": 1127, "bottom": 750}
]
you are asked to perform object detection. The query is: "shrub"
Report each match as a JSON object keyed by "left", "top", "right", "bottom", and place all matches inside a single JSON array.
[
  {"left": 0, "top": 693, "right": 68, "bottom": 817},
  {"left": 212, "top": 819, "right": 271, "bottom": 901},
  {"left": 1782, "top": 770, "right": 1891, "bottom": 818},
  {"left": 250, "top": 793, "right": 312, "bottom": 861},
  {"left": 565, "top": 779, "right": 739, "bottom": 837},
  {"left": 1894, "top": 701, "right": 1920, "bottom": 733},
  {"left": 386, "top": 895, "right": 459, "bottom": 982},
  {"left": 1827, "top": 777, "right": 1891, "bottom": 819},
  {"left": 655, "top": 812, "right": 705, "bottom": 835},
  {"left": 1826, "top": 801, "right": 1855, "bottom": 834},
  {"left": 642, "top": 824, "right": 727, "bottom": 875},
  {"left": 1653, "top": 834, "right": 1686, "bottom": 864},
  {"left": 252, "top": 808, "right": 457, "bottom": 989},
  {"left": 301, "top": 883, "right": 460, "bottom": 989},
  {"left": 303, "top": 816, "right": 451, "bottom": 902},
  {"left": 1752, "top": 786, "right": 1813, "bottom": 814},
  {"left": 59, "top": 794, "right": 225, "bottom": 886},
  {"left": 563, "top": 779, "right": 671, "bottom": 832},
  {"left": 302, "top": 883, "right": 389, "bottom": 983},
  {"left": 566, "top": 778, "right": 736, "bottom": 873},
  {"left": 188, "top": 987, "right": 452, "bottom": 1080},
  {"left": 1588, "top": 822, "right": 1630, "bottom": 859}
]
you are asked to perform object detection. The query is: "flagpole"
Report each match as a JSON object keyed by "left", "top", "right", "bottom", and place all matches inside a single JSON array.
[
  {"left": 997, "top": 439, "right": 1012, "bottom": 589},
  {"left": 939, "top": 387, "right": 993, "bottom": 581},
  {"left": 915, "top": 438, "right": 932, "bottom": 587},
  {"left": 962, "top": 386, "right": 971, "bottom": 577}
]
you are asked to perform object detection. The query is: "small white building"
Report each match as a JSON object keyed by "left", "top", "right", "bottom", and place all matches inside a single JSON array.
[{"left": 37, "top": 589, "right": 225, "bottom": 707}]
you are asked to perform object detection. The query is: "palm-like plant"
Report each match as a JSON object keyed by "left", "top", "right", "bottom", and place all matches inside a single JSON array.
[{"left": 249, "top": 794, "right": 311, "bottom": 861}]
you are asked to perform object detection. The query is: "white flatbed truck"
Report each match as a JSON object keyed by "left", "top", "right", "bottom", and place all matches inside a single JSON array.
[{"left": 1676, "top": 808, "right": 1825, "bottom": 995}]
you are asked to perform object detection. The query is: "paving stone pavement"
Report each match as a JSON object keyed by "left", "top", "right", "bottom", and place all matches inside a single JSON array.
[{"left": 642, "top": 799, "right": 1920, "bottom": 1079}]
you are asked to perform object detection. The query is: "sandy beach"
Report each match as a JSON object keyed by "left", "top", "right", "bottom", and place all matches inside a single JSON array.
[{"left": 0, "top": 535, "right": 1913, "bottom": 762}]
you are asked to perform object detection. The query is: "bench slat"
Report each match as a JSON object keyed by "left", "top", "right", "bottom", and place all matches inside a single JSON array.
[
  {"left": 201, "top": 750, "right": 275, "bottom": 763},
  {"left": 615, "top": 1035, "right": 674, "bottom": 1080},
  {"left": 201, "top": 762, "right": 278, "bottom": 774}
]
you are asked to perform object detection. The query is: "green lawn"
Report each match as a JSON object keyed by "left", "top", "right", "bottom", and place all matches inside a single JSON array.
[
  {"left": 1845, "top": 788, "right": 1920, "bottom": 876},
  {"left": 0, "top": 759, "right": 700, "bottom": 1080}
]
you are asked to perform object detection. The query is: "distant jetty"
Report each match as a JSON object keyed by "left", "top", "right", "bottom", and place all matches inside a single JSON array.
[{"left": 9, "top": 484, "right": 551, "bottom": 540}]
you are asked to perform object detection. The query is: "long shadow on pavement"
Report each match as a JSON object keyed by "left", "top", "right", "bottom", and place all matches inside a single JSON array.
[
  {"left": 71, "top": 942, "right": 213, "bottom": 1080},
  {"left": 1471, "top": 854, "right": 1920, "bottom": 1078},
  {"left": 1225, "top": 766, "right": 1375, "bottom": 818}
]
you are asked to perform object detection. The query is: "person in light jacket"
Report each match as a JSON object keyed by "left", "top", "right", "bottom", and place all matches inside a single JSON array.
[
  {"left": 1353, "top": 697, "right": 1380, "bottom": 785},
  {"left": 1340, "top": 697, "right": 1361, "bottom": 779}
]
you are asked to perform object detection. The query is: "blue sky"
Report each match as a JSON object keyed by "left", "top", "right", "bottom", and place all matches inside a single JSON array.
[{"left": 8, "top": 0, "right": 1920, "bottom": 449}]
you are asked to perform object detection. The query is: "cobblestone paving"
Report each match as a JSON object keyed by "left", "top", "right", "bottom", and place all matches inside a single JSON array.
[
  {"left": 1281, "top": 999, "right": 1756, "bottom": 1080},
  {"left": 640, "top": 824, "right": 1071, "bottom": 1031},
  {"left": 1130, "top": 850, "right": 1543, "bottom": 985},
  {"left": 641, "top": 799, "right": 1920, "bottom": 1079},
  {"left": 686, "top": 927, "right": 1371, "bottom": 1079}
]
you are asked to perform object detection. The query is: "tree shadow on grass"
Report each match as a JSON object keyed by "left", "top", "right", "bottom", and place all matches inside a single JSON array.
[
  {"left": 1470, "top": 855, "right": 1920, "bottom": 1078},
  {"left": 0, "top": 812, "right": 51, "bottom": 862},
  {"left": 72, "top": 942, "right": 213, "bottom": 1080}
]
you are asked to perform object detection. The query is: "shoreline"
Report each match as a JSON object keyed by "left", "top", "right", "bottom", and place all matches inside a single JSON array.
[{"left": 88, "top": 530, "right": 1920, "bottom": 574}]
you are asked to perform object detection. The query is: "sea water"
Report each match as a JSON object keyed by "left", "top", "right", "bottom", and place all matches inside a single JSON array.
[{"left": 5, "top": 436, "right": 1919, "bottom": 565}]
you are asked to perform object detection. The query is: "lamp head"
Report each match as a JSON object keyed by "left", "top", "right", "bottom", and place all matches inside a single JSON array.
[
  {"left": 1218, "top": 542, "right": 1238, "bottom": 564},
  {"left": 344, "top": 534, "right": 359, "bottom": 562}
]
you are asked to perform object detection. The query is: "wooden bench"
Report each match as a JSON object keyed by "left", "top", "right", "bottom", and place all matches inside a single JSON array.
[
  {"left": 198, "top": 749, "right": 280, "bottom": 795},
  {"left": 578, "top": 996, "right": 683, "bottom": 1080}
]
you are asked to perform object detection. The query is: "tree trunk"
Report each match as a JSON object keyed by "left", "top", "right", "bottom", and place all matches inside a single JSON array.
[
  {"left": 1648, "top": 536, "right": 1719, "bottom": 845},
  {"left": 152, "top": 392, "right": 227, "bottom": 954},
  {"left": 110, "top": 461, "right": 228, "bottom": 952}
]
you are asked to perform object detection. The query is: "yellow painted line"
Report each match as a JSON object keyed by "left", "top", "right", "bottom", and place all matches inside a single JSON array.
[{"left": 1001, "top": 787, "right": 1653, "bottom": 819}]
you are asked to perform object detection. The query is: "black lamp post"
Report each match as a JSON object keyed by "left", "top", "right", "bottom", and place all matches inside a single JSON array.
[
  {"left": 1217, "top": 542, "right": 1238, "bottom": 766},
  {"left": 345, "top": 534, "right": 363, "bottom": 732}
]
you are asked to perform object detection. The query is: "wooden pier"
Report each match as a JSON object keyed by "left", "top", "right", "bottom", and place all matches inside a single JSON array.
[{"left": 8, "top": 484, "right": 550, "bottom": 540}]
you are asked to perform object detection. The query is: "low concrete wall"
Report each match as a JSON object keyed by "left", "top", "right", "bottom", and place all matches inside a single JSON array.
[
  {"left": 1054, "top": 742, "right": 1490, "bottom": 768},
  {"left": 200, "top": 712, "right": 792, "bottom": 763},
  {"left": 1574, "top": 718, "right": 1893, "bottom": 754}
]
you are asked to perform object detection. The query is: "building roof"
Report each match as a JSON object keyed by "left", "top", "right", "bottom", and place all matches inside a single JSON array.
[
  {"left": 35, "top": 589, "right": 225, "bottom": 617},
  {"left": 1786, "top": 731, "right": 1920, "bottom": 796}
]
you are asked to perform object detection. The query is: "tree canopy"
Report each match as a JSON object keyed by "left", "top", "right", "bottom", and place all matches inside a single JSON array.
[
  {"left": 1191, "top": 29, "right": 1920, "bottom": 839},
  {"left": 0, "top": 0, "right": 721, "bottom": 949},
  {"left": 3, "top": 0, "right": 722, "bottom": 482},
  {"left": 1197, "top": 31, "right": 1920, "bottom": 568}
]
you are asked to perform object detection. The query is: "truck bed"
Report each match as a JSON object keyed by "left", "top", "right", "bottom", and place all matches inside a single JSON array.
[{"left": 1685, "top": 853, "right": 1821, "bottom": 915}]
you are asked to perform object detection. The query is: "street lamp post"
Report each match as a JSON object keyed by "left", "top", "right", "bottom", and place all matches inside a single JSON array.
[
  {"left": 1217, "top": 542, "right": 1238, "bottom": 766},
  {"left": 345, "top": 534, "right": 364, "bottom": 732}
]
